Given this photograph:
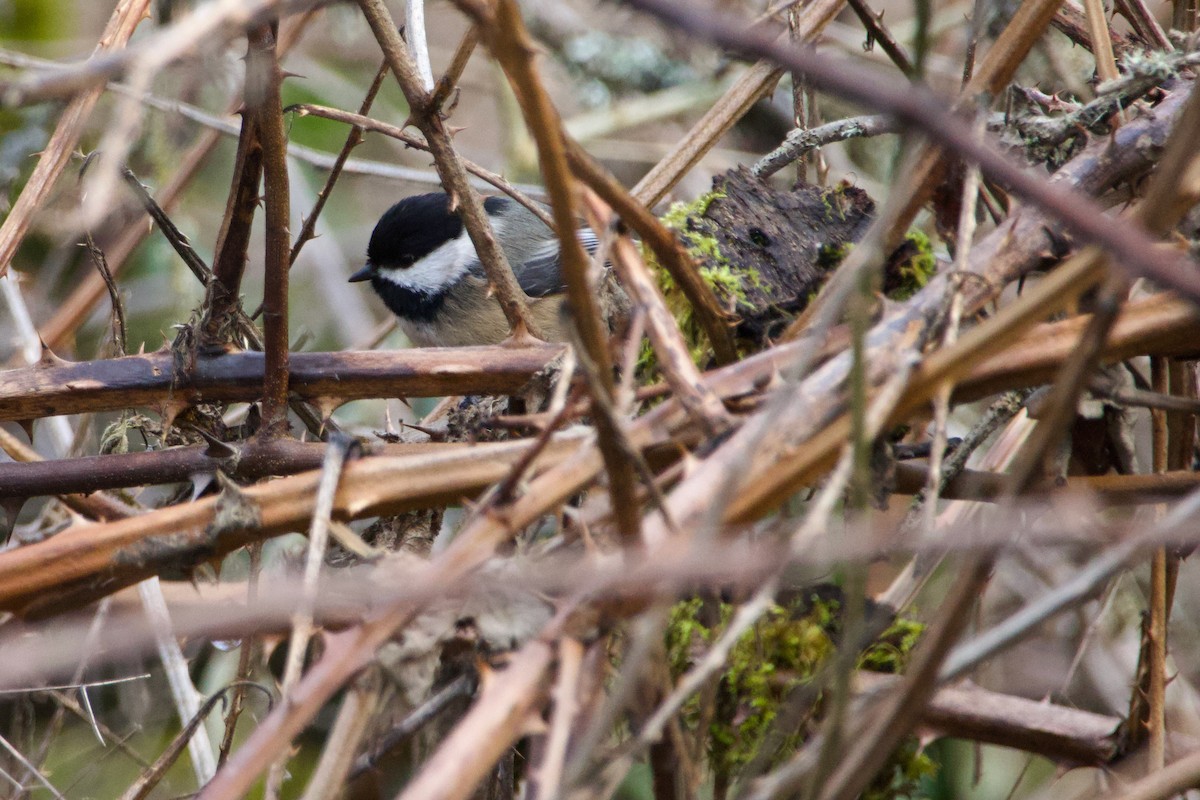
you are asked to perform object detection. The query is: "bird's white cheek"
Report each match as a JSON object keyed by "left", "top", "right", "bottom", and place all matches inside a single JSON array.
[{"left": 375, "top": 234, "right": 477, "bottom": 293}]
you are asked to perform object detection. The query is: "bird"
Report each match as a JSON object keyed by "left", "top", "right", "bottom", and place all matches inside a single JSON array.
[{"left": 349, "top": 192, "right": 627, "bottom": 347}]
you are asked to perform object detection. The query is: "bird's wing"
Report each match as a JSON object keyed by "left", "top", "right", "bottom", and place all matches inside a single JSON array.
[{"left": 468, "top": 229, "right": 600, "bottom": 298}]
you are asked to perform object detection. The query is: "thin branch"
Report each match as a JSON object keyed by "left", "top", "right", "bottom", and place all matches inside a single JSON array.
[
  {"left": 348, "top": 674, "right": 475, "bottom": 780},
  {"left": 845, "top": 0, "right": 915, "bottom": 76},
  {"left": 461, "top": 0, "right": 641, "bottom": 541},
  {"left": 622, "top": 0, "right": 1200, "bottom": 301},
  {"left": 752, "top": 113, "right": 895, "bottom": 179},
  {"left": 289, "top": 104, "right": 553, "bottom": 227},
  {"left": 217, "top": 545, "right": 261, "bottom": 769},
  {"left": 357, "top": 0, "right": 542, "bottom": 339},
  {"left": 429, "top": 27, "right": 480, "bottom": 111},
  {"left": 250, "top": 23, "right": 292, "bottom": 431},
  {"left": 1053, "top": 0, "right": 1139, "bottom": 56},
  {"left": 0, "top": 0, "right": 313, "bottom": 107},
  {"left": 0, "top": 731, "right": 65, "bottom": 800},
  {"left": 202, "top": 40, "right": 265, "bottom": 347},
  {"left": 626, "top": 0, "right": 851, "bottom": 206},
  {"left": 0, "top": 438, "right": 470, "bottom": 499},
  {"left": 137, "top": 577, "right": 217, "bottom": 786},
  {"left": 396, "top": 640, "right": 555, "bottom": 800},
  {"left": 117, "top": 688, "right": 236, "bottom": 800},
  {"left": 581, "top": 191, "right": 732, "bottom": 433},
  {"left": 121, "top": 168, "right": 213, "bottom": 287},
  {"left": 40, "top": 122, "right": 223, "bottom": 350},
  {"left": 266, "top": 435, "right": 355, "bottom": 795},
  {"left": 565, "top": 139, "right": 738, "bottom": 363},
  {"left": 1112, "top": 0, "right": 1172, "bottom": 51},
  {"left": 298, "top": 672, "right": 383, "bottom": 800},
  {"left": 0, "top": 0, "right": 152, "bottom": 278},
  {"left": 288, "top": 59, "right": 389, "bottom": 269},
  {"left": 81, "top": 234, "right": 127, "bottom": 356},
  {"left": 0, "top": 346, "right": 563, "bottom": 421},
  {"left": 0, "top": 426, "right": 133, "bottom": 522},
  {"left": 939, "top": 490, "right": 1200, "bottom": 683}
]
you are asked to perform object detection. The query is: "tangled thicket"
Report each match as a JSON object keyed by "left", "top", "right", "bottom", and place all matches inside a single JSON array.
[{"left": 3, "top": 0, "right": 1200, "bottom": 798}]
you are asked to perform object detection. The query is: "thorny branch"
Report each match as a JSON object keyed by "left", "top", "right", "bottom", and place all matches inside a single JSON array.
[{"left": 6, "top": 1, "right": 1200, "bottom": 799}]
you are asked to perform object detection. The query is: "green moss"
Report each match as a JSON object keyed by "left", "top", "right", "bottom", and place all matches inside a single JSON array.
[
  {"left": 817, "top": 241, "right": 853, "bottom": 269},
  {"left": 889, "top": 230, "right": 937, "bottom": 301},
  {"left": 663, "top": 599, "right": 830, "bottom": 776},
  {"left": 643, "top": 189, "right": 762, "bottom": 373},
  {"left": 859, "top": 615, "right": 926, "bottom": 673},
  {"left": 644, "top": 191, "right": 731, "bottom": 370},
  {"left": 864, "top": 738, "right": 938, "bottom": 800},
  {"left": 663, "top": 593, "right": 931, "bottom": 794},
  {"left": 661, "top": 188, "right": 725, "bottom": 228},
  {"left": 709, "top": 603, "right": 833, "bottom": 775}
]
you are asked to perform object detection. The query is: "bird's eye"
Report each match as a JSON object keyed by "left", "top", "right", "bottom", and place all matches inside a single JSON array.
[{"left": 399, "top": 255, "right": 416, "bottom": 267}]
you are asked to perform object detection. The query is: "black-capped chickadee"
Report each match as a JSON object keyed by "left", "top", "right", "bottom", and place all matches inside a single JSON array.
[{"left": 349, "top": 192, "right": 627, "bottom": 347}]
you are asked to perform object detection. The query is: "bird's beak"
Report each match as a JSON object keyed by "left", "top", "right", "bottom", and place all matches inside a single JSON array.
[{"left": 348, "top": 263, "right": 374, "bottom": 283}]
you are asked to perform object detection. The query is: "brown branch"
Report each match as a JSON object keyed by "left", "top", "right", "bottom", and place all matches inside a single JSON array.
[
  {"left": 396, "top": 640, "right": 555, "bottom": 800},
  {"left": 1082, "top": 0, "right": 1122, "bottom": 86},
  {"left": 845, "top": 0, "right": 915, "bottom": 76},
  {"left": 623, "top": 0, "right": 1200, "bottom": 302},
  {"left": 895, "top": 462, "right": 1200, "bottom": 504},
  {"left": 1004, "top": 272, "right": 1125, "bottom": 493},
  {"left": 0, "top": 346, "right": 564, "bottom": 421},
  {"left": 0, "top": 436, "right": 587, "bottom": 616},
  {"left": 218, "top": 544, "right": 261, "bottom": 769},
  {"left": 37, "top": 12, "right": 322, "bottom": 351},
  {"left": 0, "top": 439, "right": 478, "bottom": 499},
  {"left": 580, "top": 190, "right": 732, "bottom": 434},
  {"left": 0, "top": 0, "right": 152, "bottom": 279},
  {"left": 349, "top": 674, "right": 474, "bottom": 780},
  {"left": 121, "top": 168, "right": 213, "bottom": 287},
  {"left": 289, "top": 104, "right": 553, "bottom": 227},
  {"left": 288, "top": 60, "right": 388, "bottom": 269},
  {"left": 1054, "top": 0, "right": 1139, "bottom": 55},
  {"left": 429, "top": 26, "right": 480, "bottom": 112},
  {"left": 564, "top": 140, "right": 738, "bottom": 365},
  {"left": 450, "top": 0, "right": 642, "bottom": 542},
  {"left": 248, "top": 24, "right": 292, "bottom": 431},
  {"left": 118, "top": 689, "right": 231, "bottom": 800},
  {"left": 356, "top": 0, "right": 541, "bottom": 340},
  {"left": 958, "top": 293, "right": 1200, "bottom": 402},
  {"left": 203, "top": 45, "right": 264, "bottom": 347},
  {"left": 855, "top": 673, "right": 1121, "bottom": 766},
  {"left": 1112, "top": 0, "right": 1171, "bottom": 51},
  {"left": 0, "top": 426, "right": 133, "bottom": 522}
]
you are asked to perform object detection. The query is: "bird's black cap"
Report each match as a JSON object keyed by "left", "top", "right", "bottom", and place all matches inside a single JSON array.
[{"left": 366, "top": 193, "right": 509, "bottom": 269}]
